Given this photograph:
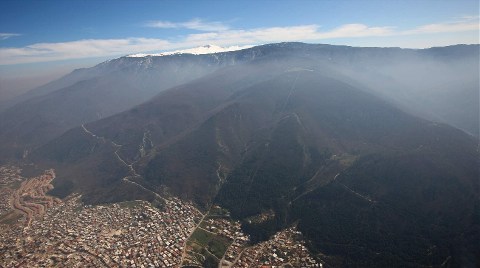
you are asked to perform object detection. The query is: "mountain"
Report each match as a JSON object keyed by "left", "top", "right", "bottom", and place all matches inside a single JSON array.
[
  {"left": 1, "top": 43, "right": 478, "bottom": 162},
  {"left": 126, "top": 44, "right": 253, "bottom": 57},
  {"left": 1, "top": 43, "right": 477, "bottom": 162},
  {"left": 0, "top": 46, "right": 264, "bottom": 159},
  {"left": 30, "top": 45, "right": 479, "bottom": 267}
]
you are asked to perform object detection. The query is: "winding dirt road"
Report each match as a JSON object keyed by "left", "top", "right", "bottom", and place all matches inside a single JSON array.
[{"left": 11, "top": 169, "right": 62, "bottom": 226}]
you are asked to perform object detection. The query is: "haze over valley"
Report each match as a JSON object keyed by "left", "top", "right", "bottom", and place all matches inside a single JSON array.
[{"left": 0, "top": 1, "right": 478, "bottom": 267}]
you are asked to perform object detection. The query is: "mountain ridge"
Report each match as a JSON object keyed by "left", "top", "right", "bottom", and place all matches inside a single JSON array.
[
  {"left": 1, "top": 42, "right": 478, "bottom": 266},
  {"left": 29, "top": 54, "right": 479, "bottom": 266},
  {"left": 1, "top": 43, "right": 477, "bottom": 153}
]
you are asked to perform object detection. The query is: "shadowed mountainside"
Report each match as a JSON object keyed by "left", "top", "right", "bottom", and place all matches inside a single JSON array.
[
  {"left": 1, "top": 43, "right": 478, "bottom": 161},
  {"left": 31, "top": 52, "right": 479, "bottom": 267},
  {"left": 0, "top": 48, "right": 263, "bottom": 159}
]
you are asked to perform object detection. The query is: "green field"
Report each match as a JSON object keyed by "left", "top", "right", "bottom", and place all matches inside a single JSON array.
[{"left": 190, "top": 228, "right": 231, "bottom": 259}]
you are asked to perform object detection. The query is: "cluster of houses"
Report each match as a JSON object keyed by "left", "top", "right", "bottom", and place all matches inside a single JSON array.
[
  {"left": 0, "top": 165, "right": 23, "bottom": 215},
  {"left": 0, "top": 195, "right": 202, "bottom": 267},
  {"left": 230, "top": 227, "right": 322, "bottom": 268},
  {"left": 0, "top": 164, "right": 322, "bottom": 268}
]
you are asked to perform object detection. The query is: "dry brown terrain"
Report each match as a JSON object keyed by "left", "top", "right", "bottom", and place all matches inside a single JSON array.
[{"left": 10, "top": 169, "right": 62, "bottom": 226}]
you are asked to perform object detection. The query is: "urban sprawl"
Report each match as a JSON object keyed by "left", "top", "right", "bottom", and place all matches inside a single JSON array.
[{"left": 0, "top": 165, "right": 322, "bottom": 267}]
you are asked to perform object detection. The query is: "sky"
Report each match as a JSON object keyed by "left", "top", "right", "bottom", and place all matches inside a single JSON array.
[{"left": 0, "top": 0, "right": 479, "bottom": 93}]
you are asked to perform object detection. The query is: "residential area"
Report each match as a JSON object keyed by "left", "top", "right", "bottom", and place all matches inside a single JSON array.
[{"left": 0, "top": 165, "right": 322, "bottom": 267}]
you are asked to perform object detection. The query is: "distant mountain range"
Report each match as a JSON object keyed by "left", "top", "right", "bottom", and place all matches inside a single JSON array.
[{"left": 1, "top": 42, "right": 478, "bottom": 267}]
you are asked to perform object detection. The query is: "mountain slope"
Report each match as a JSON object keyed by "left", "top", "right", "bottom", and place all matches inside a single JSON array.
[
  {"left": 0, "top": 48, "right": 264, "bottom": 159},
  {"left": 31, "top": 55, "right": 479, "bottom": 267},
  {"left": 1, "top": 43, "right": 478, "bottom": 161}
]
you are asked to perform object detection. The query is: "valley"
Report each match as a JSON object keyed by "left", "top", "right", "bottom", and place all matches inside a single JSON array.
[
  {"left": 0, "top": 164, "right": 322, "bottom": 268},
  {"left": 0, "top": 42, "right": 478, "bottom": 267}
]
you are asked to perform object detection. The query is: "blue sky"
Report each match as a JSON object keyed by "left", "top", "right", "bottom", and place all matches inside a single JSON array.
[{"left": 0, "top": 0, "right": 478, "bottom": 80}]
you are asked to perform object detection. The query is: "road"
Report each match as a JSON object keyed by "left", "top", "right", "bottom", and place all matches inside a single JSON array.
[
  {"left": 82, "top": 124, "right": 211, "bottom": 267},
  {"left": 10, "top": 169, "right": 61, "bottom": 226}
]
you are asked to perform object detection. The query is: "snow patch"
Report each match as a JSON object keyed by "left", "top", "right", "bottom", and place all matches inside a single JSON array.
[{"left": 126, "top": 44, "right": 253, "bottom": 57}]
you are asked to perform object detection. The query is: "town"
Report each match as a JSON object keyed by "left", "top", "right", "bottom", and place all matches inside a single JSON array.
[{"left": 0, "top": 165, "right": 322, "bottom": 267}]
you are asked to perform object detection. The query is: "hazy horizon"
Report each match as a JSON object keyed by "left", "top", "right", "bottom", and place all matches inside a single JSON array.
[
  {"left": 1, "top": 0, "right": 479, "bottom": 99},
  {"left": 0, "top": 2, "right": 478, "bottom": 267}
]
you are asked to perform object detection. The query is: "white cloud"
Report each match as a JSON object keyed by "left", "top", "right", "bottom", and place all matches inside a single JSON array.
[
  {"left": 403, "top": 16, "right": 479, "bottom": 35},
  {"left": 0, "top": 33, "right": 21, "bottom": 40},
  {"left": 455, "top": 15, "right": 479, "bottom": 22},
  {"left": 145, "top": 18, "right": 229, "bottom": 32},
  {"left": 185, "top": 25, "right": 320, "bottom": 45},
  {"left": 1, "top": 16, "right": 478, "bottom": 65},
  {"left": 145, "top": 21, "right": 177, "bottom": 28},
  {"left": 316, "top": 24, "right": 394, "bottom": 39},
  {"left": 183, "top": 24, "right": 393, "bottom": 47},
  {"left": 0, "top": 38, "right": 171, "bottom": 65}
]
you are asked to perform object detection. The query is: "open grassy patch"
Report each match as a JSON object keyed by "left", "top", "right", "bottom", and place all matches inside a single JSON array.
[
  {"left": 191, "top": 228, "right": 214, "bottom": 246},
  {"left": 190, "top": 228, "right": 232, "bottom": 259},
  {"left": 207, "top": 236, "right": 230, "bottom": 259}
]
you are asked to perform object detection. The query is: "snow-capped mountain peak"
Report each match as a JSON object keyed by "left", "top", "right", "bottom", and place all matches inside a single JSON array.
[{"left": 126, "top": 44, "right": 253, "bottom": 57}]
